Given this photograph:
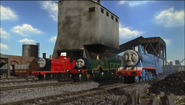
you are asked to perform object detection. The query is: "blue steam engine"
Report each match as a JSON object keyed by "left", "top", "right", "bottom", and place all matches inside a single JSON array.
[{"left": 116, "top": 48, "right": 163, "bottom": 83}]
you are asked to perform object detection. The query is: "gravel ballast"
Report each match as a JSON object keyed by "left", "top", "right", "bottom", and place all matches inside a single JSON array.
[
  {"left": 0, "top": 75, "right": 168, "bottom": 104},
  {"left": 0, "top": 80, "right": 58, "bottom": 87},
  {"left": 0, "top": 81, "right": 99, "bottom": 104}
]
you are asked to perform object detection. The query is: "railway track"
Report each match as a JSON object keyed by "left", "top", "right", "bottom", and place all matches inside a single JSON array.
[
  {"left": 0, "top": 76, "right": 165, "bottom": 91},
  {"left": 0, "top": 78, "right": 124, "bottom": 91},
  {"left": 0, "top": 82, "right": 125, "bottom": 105},
  {"left": 0, "top": 76, "right": 37, "bottom": 81},
  {"left": 0, "top": 80, "right": 155, "bottom": 105},
  {"left": 0, "top": 79, "right": 57, "bottom": 84},
  {"left": 0, "top": 81, "right": 72, "bottom": 91},
  {"left": 0, "top": 76, "right": 166, "bottom": 105}
]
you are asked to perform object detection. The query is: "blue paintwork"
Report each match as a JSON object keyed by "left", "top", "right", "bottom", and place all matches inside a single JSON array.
[
  {"left": 141, "top": 69, "right": 145, "bottom": 78},
  {"left": 135, "top": 76, "right": 139, "bottom": 83},
  {"left": 123, "top": 52, "right": 163, "bottom": 74},
  {"left": 122, "top": 50, "right": 163, "bottom": 82},
  {"left": 145, "top": 74, "right": 149, "bottom": 81},
  {"left": 122, "top": 52, "right": 163, "bottom": 74},
  {"left": 148, "top": 71, "right": 152, "bottom": 80},
  {"left": 140, "top": 53, "right": 163, "bottom": 73},
  {"left": 140, "top": 78, "right": 142, "bottom": 82}
]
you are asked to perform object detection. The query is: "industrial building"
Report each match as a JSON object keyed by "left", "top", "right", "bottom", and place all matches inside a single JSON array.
[
  {"left": 1, "top": 0, "right": 178, "bottom": 77},
  {"left": 163, "top": 59, "right": 185, "bottom": 75},
  {"left": 53, "top": 0, "right": 119, "bottom": 59},
  {"left": 52, "top": 0, "right": 167, "bottom": 68},
  {"left": 0, "top": 43, "right": 39, "bottom": 77}
]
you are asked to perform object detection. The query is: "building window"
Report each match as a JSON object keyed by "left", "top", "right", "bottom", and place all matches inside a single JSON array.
[
  {"left": 89, "top": 7, "right": 95, "bottom": 12},
  {"left": 116, "top": 18, "right": 118, "bottom": 22},
  {"left": 111, "top": 15, "right": 114, "bottom": 20},
  {"left": 101, "top": 8, "right": 104, "bottom": 13},
  {"left": 106, "top": 12, "right": 109, "bottom": 17}
]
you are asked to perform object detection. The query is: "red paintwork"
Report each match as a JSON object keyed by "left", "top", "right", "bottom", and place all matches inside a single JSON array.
[
  {"left": 116, "top": 70, "right": 143, "bottom": 76},
  {"left": 116, "top": 67, "right": 157, "bottom": 76},
  {"left": 32, "top": 56, "right": 76, "bottom": 75},
  {"left": 14, "top": 69, "right": 30, "bottom": 76}
]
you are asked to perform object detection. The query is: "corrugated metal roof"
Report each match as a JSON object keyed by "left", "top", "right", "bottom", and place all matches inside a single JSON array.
[
  {"left": 107, "top": 36, "right": 144, "bottom": 54},
  {"left": 0, "top": 63, "right": 8, "bottom": 69},
  {"left": 0, "top": 53, "right": 8, "bottom": 59}
]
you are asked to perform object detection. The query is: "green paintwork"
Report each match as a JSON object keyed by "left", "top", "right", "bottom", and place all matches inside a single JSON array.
[
  {"left": 84, "top": 56, "right": 121, "bottom": 80},
  {"left": 102, "top": 71, "right": 109, "bottom": 79},
  {"left": 109, "top": 60, "right": 121, "bottom": 70},
  {"left": 87, "top": 58, "right": 107, "bottom": 70},
  {"left": 86, "top": 56, "right": 121, "bottom": 71},
  {"left": 89, "top": 74, "right": 93, "bottom": 81},
  {"left": 94, "top": 72, "right": 102, "bottom": 79},
  {"left": 81, "top": 73, "right": 87, "bottom": 81}
]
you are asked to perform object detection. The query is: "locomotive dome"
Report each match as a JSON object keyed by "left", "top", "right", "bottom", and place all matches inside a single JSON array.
[{"left": 123, "top": 50, "right": 140, "bottom": 67}]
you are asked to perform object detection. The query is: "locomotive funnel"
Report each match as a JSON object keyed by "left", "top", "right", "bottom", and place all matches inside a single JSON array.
[{"left": 43, "top": 53, "right": 46, "bottom": 59}]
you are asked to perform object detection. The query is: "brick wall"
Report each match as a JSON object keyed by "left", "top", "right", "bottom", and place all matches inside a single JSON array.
[{"left": 3, "top": 54, "right": 35, "bottom": 76}]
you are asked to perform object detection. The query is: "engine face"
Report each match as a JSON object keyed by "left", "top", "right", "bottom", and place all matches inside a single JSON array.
[
  {"left": 123, "top": 50, "right": 139, "bottom": 67},
  {"left": 38, "top": 58, "right": 46, "bottom": 68},
  {"left": 76, "top": 58, "right": 85, "bottom": 68}
]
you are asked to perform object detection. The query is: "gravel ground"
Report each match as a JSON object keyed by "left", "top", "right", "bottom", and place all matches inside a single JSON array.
[
  {"left": 0, "top": 80, "right": 58, "bottom": 87},
  {"left": 0, "top": 81, "right": 99, "bottom": 104},
  {"left": 0, "top": 76, "right": 37, "bottom": 82},
  {"left": 61, "top": 82, "right": 152, "bottom": 105},
  {"left": 0, "top": 75, "right": 167, "bottom": 104},
  {"left": 0, "top": 78, "right": 27, "bottom": 82},
  {"left": 61, "top": 75, "right": 168, "bottom": 105},
  {"left": 64, "top": 93, "right": 121, "bottom": 105}
]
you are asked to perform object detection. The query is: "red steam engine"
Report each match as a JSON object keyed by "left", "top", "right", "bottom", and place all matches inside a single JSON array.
[{"left": 32, "top": 53, "right": 76, "bottom": 80}]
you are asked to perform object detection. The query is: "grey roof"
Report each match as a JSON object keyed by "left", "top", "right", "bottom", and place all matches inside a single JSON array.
[
  {"left": 107, "top": 36, "right": 144, "bottom": 54},
  {"left": 0, "top": 63, "right": 8, "bottom": 69},
  {"left": 0, "top": 53, "right": 8, "bottom": 59}
]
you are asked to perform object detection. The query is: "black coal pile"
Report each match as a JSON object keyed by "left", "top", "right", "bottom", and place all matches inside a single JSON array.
[{"left": 148, "top": 71, "right": 185, "bottom": 95}]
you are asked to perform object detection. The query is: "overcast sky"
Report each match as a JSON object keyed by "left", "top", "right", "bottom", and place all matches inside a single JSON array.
[{"left": 0, "top": 0, "right": 184, "bottom": 65}]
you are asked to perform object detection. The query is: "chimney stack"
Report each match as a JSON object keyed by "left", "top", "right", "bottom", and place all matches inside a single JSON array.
[{"left": 43, "top": 53, "right": 46, "bottom": 59}]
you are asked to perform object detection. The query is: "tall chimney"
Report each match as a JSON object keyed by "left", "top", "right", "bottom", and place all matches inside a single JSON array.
[{"left": 43, "top": 53, "right": 46, "bottom": 59}]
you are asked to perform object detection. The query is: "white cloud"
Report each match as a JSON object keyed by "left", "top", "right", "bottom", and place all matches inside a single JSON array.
[
  {"left": 119, "top": 25, "right": 144, "bottom": 39},
  {"left": 49, "top": 36, "right": 57, "bottom": 42},
  {"left": 164, "top": 39, "right": 171, "bottom": 46},
  {"left": 118, "top": 1, "right": 148, "bottom": 6},
  {"left": 12, "top": 24, "right": 42, "bottom": 36},
  {"left": 18, "top": 38, "right": 35, "bottom": 44},
  {"left": 0, "top": 28, "right": 10, "bottom": 39},
  {"left": 154, "top": 7, "right": 184, "bottom": 27},
  {"left": 41, "top": 1, "right": 58, "bottom": 21},
  {"left": 118, "top": 1, "right": 126, "bottom": 5},
  {"left": 0, "top": 43, "right": 8, "bottom": 49},
  {"left": 0, "top": 5, "right": 18, "bottom": 20}
]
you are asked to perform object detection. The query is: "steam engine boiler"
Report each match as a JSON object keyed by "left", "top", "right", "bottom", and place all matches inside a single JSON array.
[
  {"left": 116, "top": 49, "right": 163, "bottom": 83},
  {"left": 32, "top": 53, "right": 76, "bottom": 80}
]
